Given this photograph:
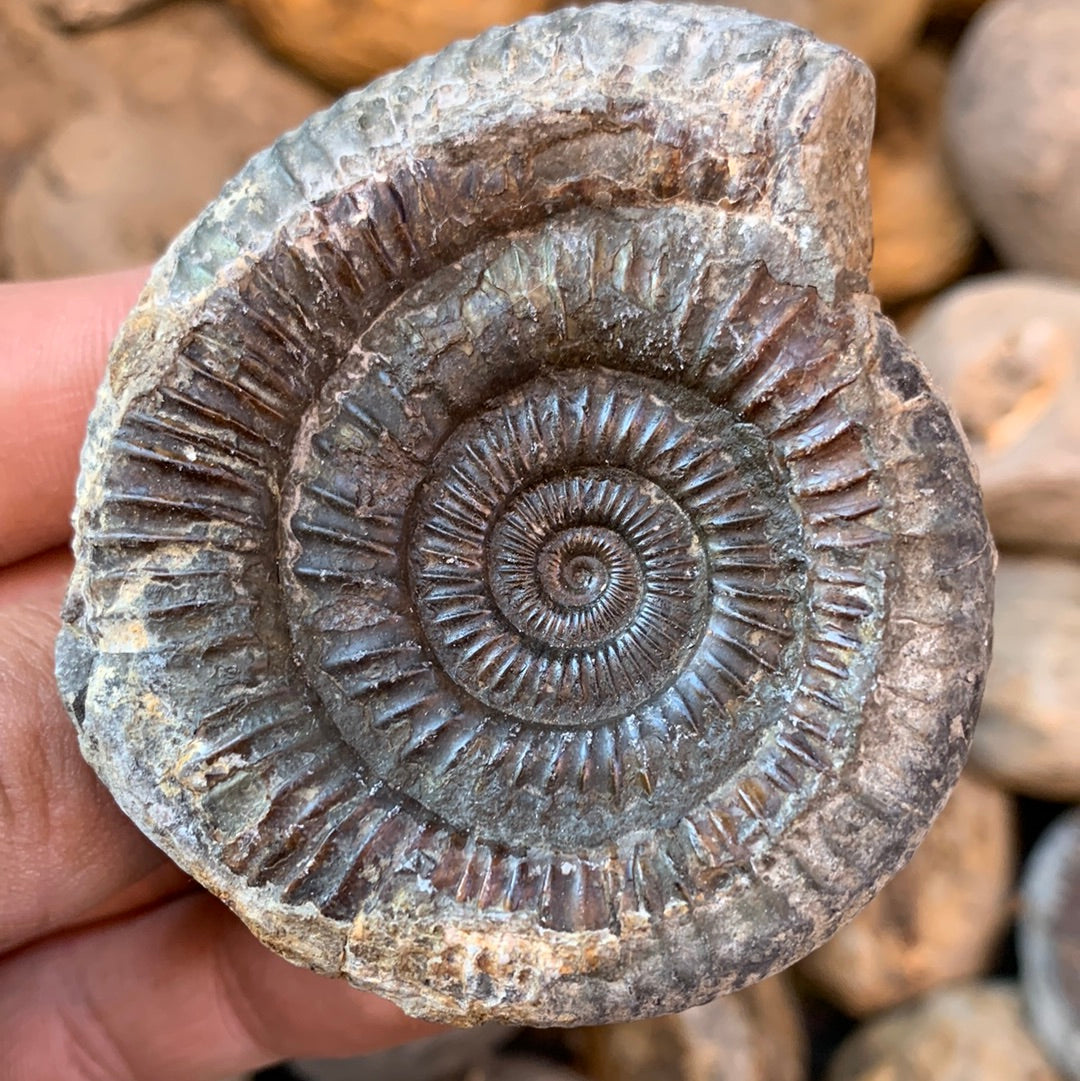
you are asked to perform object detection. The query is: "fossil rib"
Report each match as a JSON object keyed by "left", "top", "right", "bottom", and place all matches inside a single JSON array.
[{"left": 56, "top": 2, "right": 994, "bottom": 1026}]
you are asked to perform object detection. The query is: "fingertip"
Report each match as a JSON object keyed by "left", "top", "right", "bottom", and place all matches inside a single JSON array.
[
  {"left": 0, "top": 891, "right": 444, "bottom": 1081},
  {"left": 0, "top": 267, "right": 149, "bottom": 567}
]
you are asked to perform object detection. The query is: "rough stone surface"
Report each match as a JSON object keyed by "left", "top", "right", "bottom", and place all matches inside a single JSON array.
[
  {"left": 827, "top": 983, "right": 1065, "bottom": 1081},
  {"left": 869, "top": 46, "right": 977, "bottom": 304},
  {"left": 570, "top": 975, "right": 807, "bottom": 1081},
  {"left": 971, "top": 558, "right": 1080, "bottom": 800},
  {"left": 945, "top": 0, "right": 1080, "bottom": 278},
  {"left": 797, "top": 770, "right": 1016, "bottom": 1015},
  {"left": 907, "top": 274, "right": 1080, "bottom": 554},
  {"left": 57, "top": 3, "right": 993, "bottom": 1026},
  {"left": 1020, "top": 808, "right": 1080, "bottom": 1081}
]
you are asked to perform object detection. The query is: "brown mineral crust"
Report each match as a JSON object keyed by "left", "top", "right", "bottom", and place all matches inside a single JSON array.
[
  {"left": 1020, "top": 808, "right": 1080, "bottom": 1081},
  {"left": 570, "top": 974, "right": 807, "bottom": 1081},
  {"left": 869, "top": 46, "right": 977, "bottom": 304},
  {"left": 797, "top": 770, "right": 1016, "bottom": 1016},
  {"left": 906, "top": 274, "right": 1080, "bottom": 554},
  {"left": 234, "top": 0, "right": 550, "bottom": 88},
  {"left": 970, "top": 557, "right": 1080, "bottom": 800},
  {"left": 826, "top": 982, "right": 1065, "bottom": 1081},
  {"left": 56, "top": 3, "right": 992, "bottom": 1026},
  {"left": 945, "top": 0, "right": 1080, "bottom": 278}
]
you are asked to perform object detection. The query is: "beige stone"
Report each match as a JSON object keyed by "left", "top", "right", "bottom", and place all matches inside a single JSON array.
[
  {"left": 234, "top": 0, "right": 550, "bottom": 89},
  {"left": 474, "top": 1059, "right": 587, "bottom": 1081},
  {"left": 907, "top": 274, "right": 1080, "bottom": 553},
  {"left": 931, "top": 0, "right": 989, "bottom": 14},
  {"left": 0, "top": 2, "right": 83, "bottom": 159},
  {"left": 722, "top": 0, "right": 931, "bottom": 68},
  {"left": 945, "top": 0, "right": 1080, "bottom": 278},
  {"left": 5, "top": 108, "right": 246, "bottom": 276},
  {"left": 34, "top": 0, "right": 161, "bottom": 29},
  {"left": 798, "top": 771, "right": 1016, "bottom": 1015},
  {"left": 571, "top": 976, "right": 807, "bottom": 1081},
  {"left": 970, "top": 557, "right": 1080, "bottom": 800},
  {"left": 291, "top": 1025, "right": 517, "bottom": 1081},
  {"left": 869, "top": 47, "right": 977, "bottom": 303},
  {"left": 0, "top": 0, "right": 92, "bottom": 268},
  {"left": 826, "top": 983, "right": 1064, "bottom": 1081},
  {"left": 1, "top": 1, "right": 328, "bottom": 279}
]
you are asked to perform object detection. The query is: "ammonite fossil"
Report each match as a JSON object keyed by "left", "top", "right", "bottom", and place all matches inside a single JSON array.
[{"left": 57, "top": 2, "right": 994, "bottom": 1026}]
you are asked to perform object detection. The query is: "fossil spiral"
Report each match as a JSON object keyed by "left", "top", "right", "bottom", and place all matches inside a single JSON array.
[{"left": 57, "top": 3, "right": 994, "bottom": 1025}]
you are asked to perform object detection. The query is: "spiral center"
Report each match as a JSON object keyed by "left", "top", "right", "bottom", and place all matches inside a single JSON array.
[
  {"left": 408, "top": 375, "right": 713, "bottom": 727},
  {"left": 489, "top": 486, "right": 654, "bottom": 652},
  {"left": 542, "top": 541, "right": 609, "bottom": 608}
]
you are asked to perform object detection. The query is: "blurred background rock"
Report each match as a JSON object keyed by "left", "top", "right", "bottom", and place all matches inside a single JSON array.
[
  {"left": 4, "top": 0, "right": 1079, "bottom": 1078},
  {"left": 1, "top": 0, "right": 330, "bottom": 278}
]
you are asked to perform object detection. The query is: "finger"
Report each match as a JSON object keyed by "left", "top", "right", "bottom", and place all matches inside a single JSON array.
[
  {"left": 0, "top": 548, "right": 185, "bottom": 954},
  {"left": 0, "top": 891, "right": 440, "bottom": 1081},
  {"left": 0, "top": 268, "right": 147, "bottom": 568}
]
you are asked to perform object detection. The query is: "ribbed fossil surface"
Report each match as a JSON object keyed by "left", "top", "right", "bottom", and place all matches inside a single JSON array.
[{"left": 57, "top": 2, "right": 994, "bottom": 1025}]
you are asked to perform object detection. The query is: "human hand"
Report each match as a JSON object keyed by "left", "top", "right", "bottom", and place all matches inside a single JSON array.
[{"left": 0, "top": 269, "right": 439, "bottom": 1081}]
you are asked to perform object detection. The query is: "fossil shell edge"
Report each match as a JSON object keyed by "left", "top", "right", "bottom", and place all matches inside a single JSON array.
[{"left": 56, "top": 2, "right": 993, "bottom": 1026}]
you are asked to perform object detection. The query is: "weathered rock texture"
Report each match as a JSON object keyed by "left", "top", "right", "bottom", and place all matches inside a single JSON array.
[
  {"left": 827, "top": 983, "right": 1065, "bottom": 1081},
  {"left": 869, "top": 46, "right": 977, "bottom": 304},
  {"left": 570, "top": 975, "right": 807, "bottom": 1081},
  {"left": 971, "top": 558, "right": 1080, "bottom": 800},
  {"left": 798, "top": 770, "right": 1016, "bottom": 1015},
  {"left": 1020, "top": 808, "right": 1080, "bottom": 1081},
  {"left": 945, "top": 0, "right": 1080, "bottom": 278},
  {"left": 56, "top": 3, "right": 993, "bottom": 1026},
  {"left": 907, "top": 274, "right": 1080, "bottom": 554}
]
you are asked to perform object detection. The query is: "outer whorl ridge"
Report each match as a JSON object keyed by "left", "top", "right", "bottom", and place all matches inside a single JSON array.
[{"left": 57, "top": 3, "right": 994, "bottom": 1025}]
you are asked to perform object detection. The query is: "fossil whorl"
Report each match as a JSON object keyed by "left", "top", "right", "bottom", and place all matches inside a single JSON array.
[{"left": 56, "top": 2, "right": 994, "bottom": 1026}]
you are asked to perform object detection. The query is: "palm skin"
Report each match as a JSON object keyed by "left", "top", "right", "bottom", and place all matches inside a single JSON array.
[{"left": 0, "top": 270, "right": 437, "bottom": 1081}]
